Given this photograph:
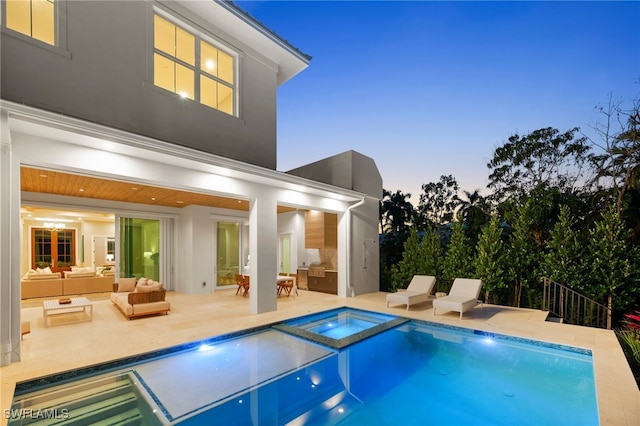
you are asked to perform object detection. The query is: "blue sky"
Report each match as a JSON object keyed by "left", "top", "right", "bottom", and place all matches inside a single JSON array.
[{"left": 238, "top": 1, "right": 640, "bottom": 203}]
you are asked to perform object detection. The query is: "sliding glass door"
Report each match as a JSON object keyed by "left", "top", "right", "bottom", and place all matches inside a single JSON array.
[
  {"left": 216, "top": 220, "right": 242, "bottom": 286},
  {"left": 118, "top": 217, "right": 160, "bottom": 281}
]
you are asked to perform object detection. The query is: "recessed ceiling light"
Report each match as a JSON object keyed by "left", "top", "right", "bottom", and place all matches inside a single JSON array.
[
  {"left": 237, "top": 200, "right": 242, "bottom": 203},
  {"left": 79, "top": 189, "right": 84, "bottom": 192},
  {"left": 132, "top": 187, "right": 138, "bottom": 190},
  {"left": 151, "top": 197, "right": 156, "bottom": 201},
  {"left": 39, "top": 174, "right": 48, "bottom": 178},
  {"left": 176, "top": 200, "right": 184, "bottom": 204}
]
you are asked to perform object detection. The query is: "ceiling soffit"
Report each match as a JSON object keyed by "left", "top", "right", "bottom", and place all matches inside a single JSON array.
[{"left": 21, "top": 167, "right": 298, "bottom": 214}]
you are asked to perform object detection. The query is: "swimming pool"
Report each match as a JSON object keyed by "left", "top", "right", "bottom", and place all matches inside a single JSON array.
[{"left": 9, "top": 309, "right": 599, "bottom": 425}]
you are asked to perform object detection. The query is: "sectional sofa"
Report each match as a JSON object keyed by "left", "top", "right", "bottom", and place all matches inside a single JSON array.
[{"left": 20, "top": 271, "right": 115, "bottom": 299}]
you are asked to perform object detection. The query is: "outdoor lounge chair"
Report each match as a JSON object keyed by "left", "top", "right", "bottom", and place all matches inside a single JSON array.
[
  {"left": 433, "top": 278, "right": 483, "bottom": 319},
  {"left": 386, "top": 275, "right": 437, "bottom": 310}
]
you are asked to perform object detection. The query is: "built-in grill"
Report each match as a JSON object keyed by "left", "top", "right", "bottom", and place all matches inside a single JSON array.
[
  {"left": 307, "top": 262, "right": 337, "bottom": 294},
  {"left": 308, "top": 262, "right": 326, "bottom": 278}
]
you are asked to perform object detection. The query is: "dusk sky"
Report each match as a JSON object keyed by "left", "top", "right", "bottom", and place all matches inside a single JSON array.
[{"left": 238, "top": 1, "right": 640, "bottom": 203}]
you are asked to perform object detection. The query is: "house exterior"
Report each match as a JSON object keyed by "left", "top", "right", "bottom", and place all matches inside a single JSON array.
[{"left": 0, "top": 0, "right": 381, "bottom": 366}]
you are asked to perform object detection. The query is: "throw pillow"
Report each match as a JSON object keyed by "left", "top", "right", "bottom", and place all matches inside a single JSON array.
[
  {"left": 43, "top": 266, "right": 53, "bottom": 274},
  {"left": 118, "top": 277, "right": 137, "bottom": 292},
  {"left": 137, "top": 277, "right": 149, "bottom": 286},
  {"left": 136, "top": 280, "right": 163, "bottom": 293}
]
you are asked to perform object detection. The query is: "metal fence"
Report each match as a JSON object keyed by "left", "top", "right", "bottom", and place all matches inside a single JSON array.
[{"left": 542, "top": 277, "right": 611, "bottom": 330}]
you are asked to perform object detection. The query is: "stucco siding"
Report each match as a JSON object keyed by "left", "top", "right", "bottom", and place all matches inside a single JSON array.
[{"left": 0, "top": 0, "right": 277, "bottom": 168}]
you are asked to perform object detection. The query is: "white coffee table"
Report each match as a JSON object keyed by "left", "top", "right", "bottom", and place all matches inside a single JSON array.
[{"left": 43, "top": 297, "right": 93, "bottom": 327}]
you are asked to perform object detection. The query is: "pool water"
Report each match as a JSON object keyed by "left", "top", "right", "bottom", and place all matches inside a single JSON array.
[
  {"left": 9, "top": 309, "right": 599, "bottom": 425},
  {"left": 287, "top": 308, "right": 396, "bottom": 337},
  {"left": 273, "top": 307, "right": 405, "bottom": 349},
  {"left": 184, "top": 322, "right": 599, "bottom": 425},
  {"left": 308, "top": 316, "right": 379, "bottom": 338}
]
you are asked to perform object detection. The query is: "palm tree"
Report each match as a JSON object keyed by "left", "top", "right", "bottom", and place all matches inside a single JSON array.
[
  {"left": 457, "top": 189, "right": 490, "bottom": 238},
  {"left": 380, "top": 189, "right": 414, "bottom": 234}
]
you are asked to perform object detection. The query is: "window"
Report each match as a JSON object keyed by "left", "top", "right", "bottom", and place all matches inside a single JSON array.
[
  {"left": 5, "top": 0, "right": 55, "bottom": 45},
  {"left": 31, "top": 228, "right": 76, "bottom": 272},
  {"left": 153, "top": 14, "right": 236, "bottom": 116}
]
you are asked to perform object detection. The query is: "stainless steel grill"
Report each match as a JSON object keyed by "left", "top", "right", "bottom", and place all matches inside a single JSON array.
[{"left": 307, "top": 262, "right": 326, "bottom": 278}]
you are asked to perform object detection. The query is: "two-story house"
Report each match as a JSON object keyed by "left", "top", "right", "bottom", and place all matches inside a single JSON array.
[{"left": 0, "top": 0, "right": 381, "bottom": 366}]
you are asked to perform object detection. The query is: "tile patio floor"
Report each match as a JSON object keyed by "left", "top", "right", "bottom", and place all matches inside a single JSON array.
[{"left": 2, "top": 289, "right": 638, "bottom": 425}]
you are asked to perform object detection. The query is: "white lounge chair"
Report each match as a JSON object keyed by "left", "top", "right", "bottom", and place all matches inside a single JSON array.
[
  {"left": 386, "top": 275, "right": 437, "bottom": 310},
  {"left": 433, "top": 278, "right": 483, "bottom": 319}
]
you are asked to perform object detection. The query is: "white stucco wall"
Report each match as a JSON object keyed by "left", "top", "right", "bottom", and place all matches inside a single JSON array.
[{"left": 0, "top": 0, "right": 283, "bottom": 169}]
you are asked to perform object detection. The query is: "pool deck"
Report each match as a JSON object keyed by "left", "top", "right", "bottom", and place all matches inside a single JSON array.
[{"left": 2, "top": 289, "right": 638, "bottom": 425}]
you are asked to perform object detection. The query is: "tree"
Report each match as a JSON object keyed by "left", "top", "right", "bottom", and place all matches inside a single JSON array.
[
  {"left": 380, "top": 189, "right": 414, "bottom": 233},
  {"left": 587, "top": 95, "right": 640, "bottom": 216},
  {"left": 474, "top": 216, "right": 509, "bottom": 304},
  {"left": 442, "top": 221, "right": 474, "bottom": 291},
  {"left": 540, "top": 205, "right": 585, "bottom": 292},
  {"left": 506, "top": 200, "right": 541, "bottom": 308},
  {"left": 487, "top": 127, "right": 590, "bottom": 202},
  {"left": 457, "top": 189, "right": 491, "bottom": 240},
  {"left": 416, "top": 175, "right": 459, "bottom": 230},
  {"left": 587, "top": 95, "right": 640, "bottom": 242},
  {"left": 389, "top": 229, "right": 442, "bottom": 291},
  {"left": 587, "top": 205, "right": 636, "bottom": 313}
]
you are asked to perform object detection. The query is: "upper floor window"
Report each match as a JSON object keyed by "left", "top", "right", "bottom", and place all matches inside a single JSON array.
[
  {"left": 153, "top": 14, "right": 236, "bottom": 116},
  {"left": 5, "top": 0, "right": 55, "bottom": 45}
]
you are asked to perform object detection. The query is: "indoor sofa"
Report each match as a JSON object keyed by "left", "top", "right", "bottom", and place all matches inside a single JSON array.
[
  {"left": 110, "top": 277, "right": 170, "bottom": 320},
  {"left": 21, "top": 273, "right": 116, "bottom": 299}
]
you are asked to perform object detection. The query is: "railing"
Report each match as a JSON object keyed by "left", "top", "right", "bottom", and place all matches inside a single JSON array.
[{"left": 542, "top": 277, "right": 611, "bottom": 330}]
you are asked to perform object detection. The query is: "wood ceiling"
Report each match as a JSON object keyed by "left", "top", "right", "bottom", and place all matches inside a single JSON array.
[{"left": 21, "top": 167, "right": 297, "bottom": 213}]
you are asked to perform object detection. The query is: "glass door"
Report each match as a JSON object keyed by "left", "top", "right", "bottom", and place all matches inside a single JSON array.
[
  {"left": 279, "top": 234, "right": 291, "bottom": 274},
  {"left": 118, "top": 217, "right": 160, "bottom": 281},
  {"left": 216, "top": 221, "right": 241, "bottom": 286}
]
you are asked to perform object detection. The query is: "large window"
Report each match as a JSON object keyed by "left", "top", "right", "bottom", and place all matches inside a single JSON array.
[
  {"left": 5, "top": 0, "right": 55, "bottom": 45},
  {"left": 153, "top": 14, "right": 235, "bottom": 116},
  {"left": 31, "top": 228, "right": 75, "bottom": 272}
]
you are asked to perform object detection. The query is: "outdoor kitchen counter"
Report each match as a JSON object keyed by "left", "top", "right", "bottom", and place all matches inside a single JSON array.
[{"left": 308, "top": 270, "right": 337, "bottom": 294}]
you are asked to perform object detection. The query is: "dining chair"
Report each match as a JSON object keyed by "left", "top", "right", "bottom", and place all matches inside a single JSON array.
[
  {"left": 235, "top": 274, "right": 245, "bottom": 295},
  {"left": 242, "top": 275, "right": 250, "bottom": 297}
]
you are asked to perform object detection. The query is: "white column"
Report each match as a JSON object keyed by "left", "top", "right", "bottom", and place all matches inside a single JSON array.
[
  {"left": 0, "top": 110, "right": 21, "bottom": 365},
  {"left": 337, "top": 211, "right": 349, "bottom": 297},
  {"left": 249, "top": 188, "right": 278, "bottom": 314}
]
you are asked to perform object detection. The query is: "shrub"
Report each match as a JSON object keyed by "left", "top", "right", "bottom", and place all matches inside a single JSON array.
[{"left": 617, "top": 310, "right": 640, "bottom": 389}]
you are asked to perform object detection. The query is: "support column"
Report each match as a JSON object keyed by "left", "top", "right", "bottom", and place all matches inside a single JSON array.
[
  {"left": 0, "top": 110, "right": 21, "bottom": 365},
  {"left": 249, "top": 188, "right": 278, "bottom": 314}
]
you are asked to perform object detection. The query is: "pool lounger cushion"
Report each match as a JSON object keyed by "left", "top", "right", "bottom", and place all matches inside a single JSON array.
[
  {"left": 433, "top": 278, "right": 483, "bottom": 319},
  {"left": 386, "top": 275, "right": 437, "bottom": 310}
]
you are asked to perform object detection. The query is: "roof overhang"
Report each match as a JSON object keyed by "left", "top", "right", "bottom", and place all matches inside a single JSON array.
[
  {"left": 3, "top": 101, "right": 364, "bottom": 207},
  {"left": 176, "top": 0, "right": 311, "bottom": 86}
]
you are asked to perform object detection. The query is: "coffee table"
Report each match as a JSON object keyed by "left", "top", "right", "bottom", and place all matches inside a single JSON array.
[{"left": 43, "top": 297, "right": 93, "bottom": 327}]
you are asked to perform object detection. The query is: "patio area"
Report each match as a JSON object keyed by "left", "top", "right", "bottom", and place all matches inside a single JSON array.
[{"left": 2, "top": 288, "right": 638, "bottom": 425}]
